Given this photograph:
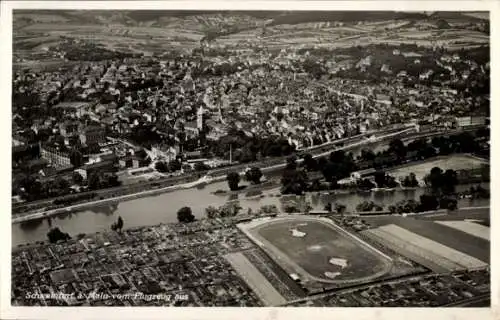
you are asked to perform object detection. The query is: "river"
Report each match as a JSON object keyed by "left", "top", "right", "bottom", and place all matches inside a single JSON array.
[{"left": 12, "top": 177, "right": 489, "bottom": 247}]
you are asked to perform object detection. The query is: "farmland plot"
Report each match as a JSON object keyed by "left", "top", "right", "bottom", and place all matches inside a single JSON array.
[
  {"left": 435, "top": 221, "right": 490, "bottom": 241},
  {"left": 363, "top": 227, "right": 461, "bottom": 273},
  {"left": 362, "top": 224, "right": 488, "bottom": 272}
]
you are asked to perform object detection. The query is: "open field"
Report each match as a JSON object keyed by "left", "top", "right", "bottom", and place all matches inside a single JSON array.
[
  {"left": 225, "top": 252, "right": 286, "bottom": 306},
  {"left": 435, "top": 220, "right": 490, "bottom": 241},
  {"left": 415, "top": 206, "right": 489, "bottom": 221},
  {"left": 362, "top": 214, "right": 490, "bottom": 262},
  {"left": 239, "top": 216, "right": 393, "bottom": 285},
  {"left": 362, "top": 224, "right": 488, "bottom": 272},
  {"left": 363, "top": 227, "right": 460, "bottom": 273},
  {"left": 13, "top": 10, "right": 488, "bottom": 58},
  {"left": 388, "top": 155, "right": 488, "bottom": 181}
]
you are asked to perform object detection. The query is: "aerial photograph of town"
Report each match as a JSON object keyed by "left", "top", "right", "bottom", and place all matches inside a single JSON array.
[{"left": 9, "top": 9, "right": 490, "bottom": 308}]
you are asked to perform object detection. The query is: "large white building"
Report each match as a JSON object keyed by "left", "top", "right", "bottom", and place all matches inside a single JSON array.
[{"left": 150, "top": 145, "right": 178, "bottom": 162}]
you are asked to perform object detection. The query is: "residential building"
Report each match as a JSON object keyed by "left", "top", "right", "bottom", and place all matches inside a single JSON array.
[
  {"left": 81, "top": 160, "right": 116, "bottom": 177},
  {"left": 41, "top": 146, "right": 72, "bottom": 169},
  {"left": 79, "top": 125, "right": 106, "bottom": 145},
  {"left": 455, "top": 116, "right": 486, "bottom": 129},
  {"left": 59, "top": 120, "right": 80, "bottom": 138}
]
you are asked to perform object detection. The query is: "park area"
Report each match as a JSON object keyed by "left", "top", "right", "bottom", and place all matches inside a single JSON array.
[
  {"left": 239, "top": 216, "right": 393, "bottom": 285},
  {"left": 388, "top": 155, "right": 488, "bottom": 182}
]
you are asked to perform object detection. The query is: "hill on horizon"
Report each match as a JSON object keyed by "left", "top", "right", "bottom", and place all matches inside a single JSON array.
[{"left": 14, "top": 10, "right": 489, "bottom": 27}]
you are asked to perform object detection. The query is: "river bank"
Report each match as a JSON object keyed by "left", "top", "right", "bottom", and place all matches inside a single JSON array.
[
  {"left": 12, "top": 174, "right": 226, "bottom": 224},
  {"left": 12, "top": 126, "right": 418, "bottom": 216},
  {"left": 12, "top": 177, "right": 489, "bottom": 247},
  {"left": 13, "top": 204, "right": 490, "bottom": 251},
  {"left": 13, "top": 152, "right": 489, "bottom": 225}
]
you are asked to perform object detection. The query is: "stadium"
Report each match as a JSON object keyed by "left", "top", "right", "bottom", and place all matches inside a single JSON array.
[{"left": 238, "top": 216, "right": 393, "bottom": 285}]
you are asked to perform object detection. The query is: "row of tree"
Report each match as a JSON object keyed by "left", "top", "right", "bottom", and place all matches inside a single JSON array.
[
  {"left": 205, "top": 202, "right": 243, "bottom": 219},
  {"left": 154, "top": 159, "right": 183, "bottom": 173},
  {"left": 226, "top": 167, "right": 264, "bottom": 191},
  {"left": 388, "top": 194, "right": 458, "bottom": 214},
  {"left": 16, "top": 170, "right": 121, "bottom": 202}
]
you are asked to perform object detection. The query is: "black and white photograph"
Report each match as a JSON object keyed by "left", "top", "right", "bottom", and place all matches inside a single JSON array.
[{"left": 1, "top": 0, "right": 496, "bottom": 318}]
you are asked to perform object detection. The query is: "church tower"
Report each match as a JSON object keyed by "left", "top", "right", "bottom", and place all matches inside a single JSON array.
[{"left": 197, "top": 105, "right": 204, "bottom": 131}]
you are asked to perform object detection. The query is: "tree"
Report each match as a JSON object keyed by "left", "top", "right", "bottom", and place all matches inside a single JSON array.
[
  {"left": 106, "top": 174, "right": 121, "bottom": 187},
  {"left": 324, "top": 202, "right": 333, "bottom": 212},
  {"left": 388, "top": 205, "right": 397, "bottom": 214},
  {"left": 168, "top": 159, "right": 182, "bottom": 172},
  {"left": 334, "top": 203, "right": 346, "bottom": 216},
  {"left": 322, "top": 162, "right": 340, "bottom": 183},
  {"left": 281, "top": 168, "right": 308, "bottom": 195},
  {"left": 205, "top": 206, "right": 218, "bottom": 219},
  {"left": 439, "top": 197, "right": 458, "bottom": 210},
  {"left": 374, "top": 171, "right": 387, "bottom": 188},
  {"left": 286, "top": 155, "right": 298, "bottom": 170},
  {"left": 69, "top": 150, "right": 84, "bottom": 168},
  {"left": 177, "top": 206, "right": 195, "bottom": 223},
  {"left": 408, "top": 172, "right": 419, "bottom": 187},
  {"left": 117, "top": 216, "right": 124, "bottom": 230},
  {"left": 360, "top": 149, "right": 376, "bottom": 162},
  {"left": 317, "top": 157, "right": 328, "bottom": 169},
  {"left": 425, "top": 167, "right": 458, "bottom": 195},
  {"left": 426, "top": 166, "right": 444, "bottom": 192},
  {"left": 389, "top": 138, "right": 406, "bottom": 161},
  {"left": 259, "top": 204, "right": 278, "bottom": 214},
  {"left": 155, "top": 161, "right": 168, "bottom": 173},
  {"left": 87, "top": 172, "right": 101, "bottom": 190},
  {"left": 386, "top": 175, "right": 398, "bottom": 188},
  {"left": 442, "top": 169, "right": 458, "bottom": 194},
  {"left": 72, "top": 171, "right": 84, "bottom": 185},
  {"left": 245, "top": 167, "right": 263, "bottom": 184},
  {"left": 357, "top": 178, "right": 376, "bottom": 191},
  {"left": 419, "top": 194, "right": 439, "bottom": 212},
  {"left": 303, "top": 153, "right": 318, "bottom": 171},
  {"left": 47, "top": 227, "right": 71, "bottom": 243},
  {"left": 54, "top": 177, "right": 70, "bottom": 191},
  {"left": 112, "top": 216, "right": 124, "bottom": 232},
  {"left": 227, "top": 172, "right": 241, "bottom": 191},
  {"left": 455, "top": 132, "right": 477, "bottom": 153},
  {"left": 329, "top": 150, "right": 345, "bottom": 163},
  {"left": 219, "top": 202, "right": 242, "bottom": 217},
  {"left": 194, "top": 162, "right": 209, "bottom": 172},
  {"left": 356, "top": 201, "right": 376, "bottom": 212}
]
